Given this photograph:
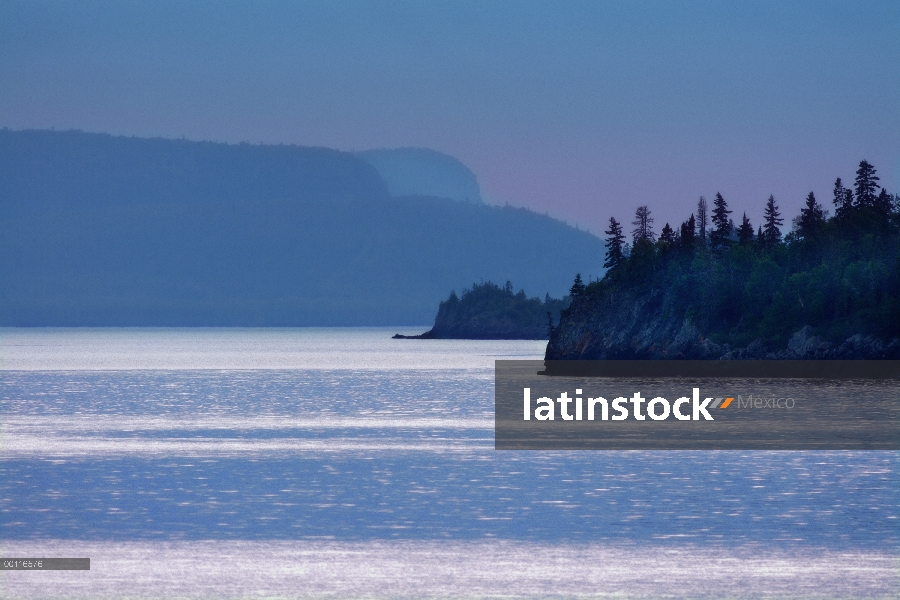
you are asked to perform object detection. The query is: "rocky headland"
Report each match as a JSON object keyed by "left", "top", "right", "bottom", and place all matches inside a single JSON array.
[
  {"left": 547, "top": 161, "right": 899, "bottom": 360},
  {"left": 395, "top": 281, "right": 569, "bottom": 340},
  {"left": 546, "top": 286, "right": 900, "bottom": 360}
]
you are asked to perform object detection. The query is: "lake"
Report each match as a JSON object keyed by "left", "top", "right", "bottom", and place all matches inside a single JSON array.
[{"left": 1, "top": 328, "right": 896, "bottom": 599}]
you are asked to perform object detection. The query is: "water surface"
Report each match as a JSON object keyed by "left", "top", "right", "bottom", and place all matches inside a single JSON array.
[{"left": 0, "top": 328, "right": 896, "bottom": 599}]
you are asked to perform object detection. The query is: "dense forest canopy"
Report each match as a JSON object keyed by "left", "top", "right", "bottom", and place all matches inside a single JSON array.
[{"left": 580, "top": 160, "right": 899, "bottom": 349}]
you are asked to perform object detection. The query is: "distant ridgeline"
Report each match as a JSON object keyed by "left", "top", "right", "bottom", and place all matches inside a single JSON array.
[
  {"left": 0, "top": 129, "right": 603, "bottom": 326},
  {"left": 356, "top": 148, "right": 483, "bottom": 205},
  {"left": 548, "top": 161, "right": 900, "bottom": 359},
  {"left": 394, "top": 281, "right": 570, "bottom": 340}
]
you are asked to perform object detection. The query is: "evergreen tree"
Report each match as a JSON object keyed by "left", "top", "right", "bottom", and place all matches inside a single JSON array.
[
  {"left": 833, "top": 177, "right": 854, "bottom": 220},
  {"left": 873, "top": 188, "right": 893, "bottom": 218},
  {"left": 795, "top": 191, "right": 827, "bottom": 239},
  {"left": 569, "top": 273, "right": 586, "bottom": 297},
  {"left": 854, "top": 160, "right": 880, "bottom": 209},
  {"left": 737, "top": 212, "right": 754, "bottom": 245},
  {"left": 659, "top": 223, "right": 676, "bottom": 244},
  {"left": 756, "top": 225, "right": 765, "bottom": 249},
  {"left": 631, "top": 205, "right": 655, "bottom": 242},
  {"left": 603, "top": 217, "right": 626, "bottom": 270},
  {"left": 762, "top": 194, "right": 783, "bottom": 247},
  {"left": 709, "top": 192, "right": 733, "bottom": 249},
  {"left": 679, "top": 214, "right": 696, "bottom": 251},
  {"left": 696, "top": 196, "right": 708, "bottom": 245}
]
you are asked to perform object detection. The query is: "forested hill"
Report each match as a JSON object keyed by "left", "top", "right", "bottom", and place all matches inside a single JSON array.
[
  {"left": 0, "top": 129, "right": 604, "bottom": 326},
  {"left": 547, "top": 161, "right": 900, "bottom": 359},
  {"left": 395, "top": 281, "right": 570, "bottom": 340},
  {"left": 2, "top": 128, "right": 388, "bottom": 208}
]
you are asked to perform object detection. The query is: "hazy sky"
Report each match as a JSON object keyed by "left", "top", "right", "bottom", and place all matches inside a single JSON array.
[{"left": 3, "top": 1, "right": 898, "bottom": 235}]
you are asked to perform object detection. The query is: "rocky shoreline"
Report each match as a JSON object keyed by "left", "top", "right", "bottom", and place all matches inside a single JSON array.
[
  {"left": 392, "top": 331, "right": 436, "bottom": 339},
  {"left": 545, "top": 288, "right": 900, "bottom": 360}
]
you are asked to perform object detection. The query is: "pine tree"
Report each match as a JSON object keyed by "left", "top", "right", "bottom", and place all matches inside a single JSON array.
[
  {"left": 737, "top": 212, "right": 754, "bottom": 245},
  {"left": 762, "top": 194, "right": 783, "bottom": 247},
  {"left": 679, "top": 214, "right": 696, "bottom": 251},
  {"left": 569, "top": 273, "right": 585, "bottom": 297},
  {"left": 795, "top": 191, "right": 827, "bottom": 239},
  {"left": 603, "top": 217, "right": 626, "bottom": 270},
  {"left": 833, "top": 177, "right": 854, "bottom": 220},
  {"left": 709, "top": 192, "right": 733, "bottom": 249},
  {"left": 631, "top": 205, "right": 655, "bottom": 242},
  {"left": 696, "top": 197, "right": 708, "bottom": 245},
  {"left": 873, "top": 188, "right": 893, "bottom": 218},
  {"left": 659, "top": 223, "right": 675, "bottom": 244},
  {"left": 854, "top": 160, "right": 880, "bottom": 209}
]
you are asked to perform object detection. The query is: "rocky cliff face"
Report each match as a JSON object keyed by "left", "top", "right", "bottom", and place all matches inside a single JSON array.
[
  {"left": 545, "top": 287, "right": 719, "bottom": 359},
  {"left": 546, "top": 288, "right": 900, "bottom": 360}
]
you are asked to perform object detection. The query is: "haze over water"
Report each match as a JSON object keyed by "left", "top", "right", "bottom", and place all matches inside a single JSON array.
[{"left": 1, "top": 328, "right": 896, "bottom": 599}]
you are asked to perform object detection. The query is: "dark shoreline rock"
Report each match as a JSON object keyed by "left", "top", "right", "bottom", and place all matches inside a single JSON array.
[
  {"left": 546, "top": 289, "right": 900, "bottom": 360},
  {"left": 392, "top": 331, "right": 436, "bottom": 339},
  {"left": 392, "top": 329, "right": 546, "bottom": 340}
]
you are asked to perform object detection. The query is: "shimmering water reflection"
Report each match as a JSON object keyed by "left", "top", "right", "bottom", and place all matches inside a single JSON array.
[
  {"left": 0, "top": 328, "right": 896, "bottom": 598},
  {"left": 1, "top": 540, "right": 896, "bottom": 599}
]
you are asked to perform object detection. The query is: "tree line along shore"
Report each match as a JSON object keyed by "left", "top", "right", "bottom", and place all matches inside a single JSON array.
[
  {"left": 547, "top": 160, "right": 900, "bottom": 359},
  {"left": 405, "top": 160, "right": 899, "bottom": 356}
]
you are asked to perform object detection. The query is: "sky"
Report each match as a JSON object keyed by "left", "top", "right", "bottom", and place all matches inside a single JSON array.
[{"left": 2, "top": 0, "right": 899, "bottom": 236}]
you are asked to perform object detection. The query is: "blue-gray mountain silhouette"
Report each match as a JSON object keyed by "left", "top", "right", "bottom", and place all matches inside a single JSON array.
[
  {"left": 0, "top": 129, "right": 603, "bottom": 326},
  {"left": 357, "top": 147, "right": 483, "bottom": 204}
]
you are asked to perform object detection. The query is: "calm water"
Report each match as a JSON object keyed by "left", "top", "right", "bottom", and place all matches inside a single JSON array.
[{"left": 0, "top": 328, "right": 897, "bottom": 599}]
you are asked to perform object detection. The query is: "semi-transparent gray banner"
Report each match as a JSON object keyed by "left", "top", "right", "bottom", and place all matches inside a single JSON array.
[{"left": 495, "top": 360, "right": 900, "bottom": 450}]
